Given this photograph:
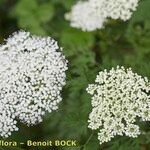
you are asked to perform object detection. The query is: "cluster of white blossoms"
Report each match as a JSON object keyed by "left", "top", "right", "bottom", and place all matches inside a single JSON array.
[
  {"left": 0, "top": 52, "right": 19, "bottom": 137},
  {"left": 0, "top": 102, "right": 18, "bottom": 137},
  {"left": 86, "top": 66, "right": 150, "bottom": 144},
  {"left": 65, "top": 1, "right": 106, "bottom": 31},
  {"left": 0, "top": 30, "right": 68, "bottom": 137},
  {"left": 66, "top": 0, "right": 139, "bottom": 31}
]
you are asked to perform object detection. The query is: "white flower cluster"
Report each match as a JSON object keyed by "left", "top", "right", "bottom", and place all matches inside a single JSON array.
[
  {"left": 0, "top": 31, "right": 68, "bottom": 137},
  {"left": 65, "top": 1, "right": 106, "bottom": 31},
  {"left": 90, "top": 0, "right": 139, "bottom": 21},
  {"left": 86, "top": 66, "right": 150, "bottom": 144},
  {"left": 66, "top": 0, "right": 139, "bottom": 31}
]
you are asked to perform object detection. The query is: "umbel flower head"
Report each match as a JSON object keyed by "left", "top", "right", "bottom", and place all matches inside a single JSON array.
[
  {"left": 86, "top": 66, "right": 150, "bottom": 144},
  {"left": 89, "top": 0, "right": 139, "bottom": 21},
  {"left": 66, "top": 0, "right": 139, "bottom": 31},
  {"left": 65, "top": 1, "right": 106, "bottom": 31},
  {"left": 0, "top": 30, "right": 68, "bottom": 137}
]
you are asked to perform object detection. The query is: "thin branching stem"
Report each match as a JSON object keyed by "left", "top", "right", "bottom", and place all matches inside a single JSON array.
[{"left": 80, "top": 131, "right": 95, "bottom": 150}]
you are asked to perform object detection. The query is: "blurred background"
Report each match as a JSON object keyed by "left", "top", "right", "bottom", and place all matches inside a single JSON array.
[{"left": 0, "top": 0, "right": 150, "bottom": 149}]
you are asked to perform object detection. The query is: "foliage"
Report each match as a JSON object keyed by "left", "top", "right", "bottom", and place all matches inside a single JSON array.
[{"left": 0, "top": 0, "right": 149, "bottom": 150}]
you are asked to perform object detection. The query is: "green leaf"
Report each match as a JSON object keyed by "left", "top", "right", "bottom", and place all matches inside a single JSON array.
[
  {"left": 37, "top": 3, "right": 54, "bottom": 23},
  {"left": 14, "top": 0, "right": 54, "bottom": 35},
  {"left": 60, "top": 29, "right": 95, "bottom": 56},
  {"left": 126, "top": 0, "right": 150, "bottom": 50}
]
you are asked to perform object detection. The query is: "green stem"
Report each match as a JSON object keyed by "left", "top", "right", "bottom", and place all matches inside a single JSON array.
[{"left": 80, "top": 131, "right": 94, "bottom": 150}]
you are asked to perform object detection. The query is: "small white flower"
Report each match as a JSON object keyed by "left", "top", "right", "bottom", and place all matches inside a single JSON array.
[
  {"left": 87, "top": 66, "right": 150, "bottom": 144},
  {"left": 0, "top": 30, "right": 68, "bottom": 137},
  {"left": 98, "top": 129, "right": 114, "bottom": 144},
  {"left": 125, "top": 124, "right": 140, "bottom": 138}
]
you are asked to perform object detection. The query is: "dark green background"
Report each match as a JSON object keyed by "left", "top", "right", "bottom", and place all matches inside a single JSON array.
[{"left": 0, "top": 0, "right": 150, "bottom": 149}]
